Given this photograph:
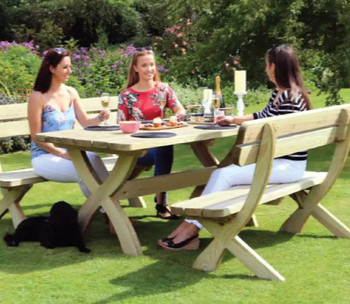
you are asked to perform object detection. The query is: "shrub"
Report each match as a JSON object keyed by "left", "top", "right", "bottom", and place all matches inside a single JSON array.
[{"left": 0, "top": 41, "right": 40, "bottom": 97}]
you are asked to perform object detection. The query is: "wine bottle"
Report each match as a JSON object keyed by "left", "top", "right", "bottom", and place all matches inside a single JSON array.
[{"left": 215, "top": 76, "right": 225, "bottom": 108}]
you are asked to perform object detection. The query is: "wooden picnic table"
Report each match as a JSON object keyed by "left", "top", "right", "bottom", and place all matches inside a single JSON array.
[{"left": 36, "top": 124, "right": 239, "bottom": 255}]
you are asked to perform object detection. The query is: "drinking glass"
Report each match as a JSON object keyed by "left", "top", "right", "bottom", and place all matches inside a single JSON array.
[
  {"left": 212, "top": 93, "right": 221, "bottom": 117},
  {"left": 158, "top": 92, "right": 166, "bottom": 119},
  {"left": 101, "top": 92, "right": 110, "bottom": 125}
]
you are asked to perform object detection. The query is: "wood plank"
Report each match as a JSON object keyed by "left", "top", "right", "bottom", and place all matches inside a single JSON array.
[
  {"left": 0, "top": 169, "right": 46, "bottom": 187},
  {"left": 234, "top": 126, "right": 338, "bottom": 166},
  {"left": 0, "top": 121, "right": 30, "bottom": 139},
  {"left": 0, "top": 103, "right": 28, "bottom": 120},
  {"left": 236, "top": 104, "right": 350, "bottom": 144},
  {"left": 171, "top": 171, "right": 326, "bottom": 218},
  {"left": 117, "top": 166, "right": 216, "bottom": 199}
]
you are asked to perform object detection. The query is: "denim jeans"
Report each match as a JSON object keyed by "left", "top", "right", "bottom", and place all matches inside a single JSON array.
[{"left": 137, "top": 145, "right": 174, "bottom": 203}]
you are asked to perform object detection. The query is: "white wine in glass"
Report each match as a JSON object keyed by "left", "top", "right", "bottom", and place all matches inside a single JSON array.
[
  {"left": 212, "top": 94, "right": 221, "bottom": 110},
  {"left": 158, "top": 93, "right": 166, "bottom": 119},
  {"left": 101, "top": 92, "right": 110, "bottom": 125}
]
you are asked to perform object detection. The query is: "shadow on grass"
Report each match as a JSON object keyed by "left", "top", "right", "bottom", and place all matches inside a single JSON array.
[
  {"left": 0, "top": 214, "right": 293, "bottom": 284},
  {"left": 88, "top": 225, "right": 295, "bottom": 303}
]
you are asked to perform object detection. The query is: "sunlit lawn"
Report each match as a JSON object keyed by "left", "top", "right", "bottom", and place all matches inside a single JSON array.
[{"left": 0, "top": 90, "right": 350, "bottom": 304}]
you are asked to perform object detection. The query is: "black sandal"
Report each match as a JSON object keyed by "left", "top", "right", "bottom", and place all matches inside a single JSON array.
[
  {"left": 158, "top": 234, "right": 200, "bottom": 251},
  {"left": 155, "top": 204, "right": 179, "bottom": 220}
]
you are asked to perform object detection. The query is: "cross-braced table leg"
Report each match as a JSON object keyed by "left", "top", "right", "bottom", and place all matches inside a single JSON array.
[{"left": 68, "top": 148, "right": 144, "bottom": 256}]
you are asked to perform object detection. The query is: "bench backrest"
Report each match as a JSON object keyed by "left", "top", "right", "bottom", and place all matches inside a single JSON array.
[
  {"left": 0, "top": 96, "right": 119, "bottom": 139},
  {"left": 220, "top": 104, "right": 350, "bottom": 227}
]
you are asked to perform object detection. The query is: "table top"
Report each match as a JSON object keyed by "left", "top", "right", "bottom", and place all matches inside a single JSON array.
[{"left": 36, "top": 124, "right": 239, "bottom": 153}]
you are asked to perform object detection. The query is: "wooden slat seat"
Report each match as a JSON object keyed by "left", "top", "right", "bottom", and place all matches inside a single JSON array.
[
  {"left": 0, "top": 156, "right": 118, "bottom": 188},
  {"left": 172, "top": 171, "right": 327, "bottom": 218},
  {"left": 171, "top": 104, "right": 350, "bottom": 281}
]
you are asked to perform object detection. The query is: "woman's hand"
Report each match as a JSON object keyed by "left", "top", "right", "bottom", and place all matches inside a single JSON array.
[
  {"left": 216, "top": 115, "right": 235, "bottom": 126},
  {"left": 175, "top": 110, "right": 186, "bottom": 121},
  {"left": 98, "top": 109, "right": 110, "bottom": 122},
  {"left": 59, "top": 150, "right": 71, "bottom": 160}
]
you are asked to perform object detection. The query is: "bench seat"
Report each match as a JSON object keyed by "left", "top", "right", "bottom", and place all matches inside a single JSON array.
[
  {"left": 0, "top": 156, "right": 118, "bottom": 188},
  {"left": 172, "top": 171, "right": 327, "bottom": 218}
]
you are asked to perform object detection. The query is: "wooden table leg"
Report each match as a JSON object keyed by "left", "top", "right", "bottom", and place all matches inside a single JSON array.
[
  {"left": 68, "top": 148, "right": 144, "bottom": 256},
  {"left": 190, "top": 141, "right": 218, "bottom": 198}
]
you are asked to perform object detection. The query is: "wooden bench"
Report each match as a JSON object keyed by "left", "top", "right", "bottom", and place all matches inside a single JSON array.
[
  {"left": 0, "top": 96, "right": 148, "bottom": 229},
  {"left": 171, "top": 104, "right": 350, "bottom": 281}
]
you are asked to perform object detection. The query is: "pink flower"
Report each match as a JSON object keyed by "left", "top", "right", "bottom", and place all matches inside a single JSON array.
[
  {"left": 174, "top": 43, "right": 179, "bottom": 48},
  {"left": 179, "top": 18, "right": 183, "bottom": 21},
  {"left": 176, "top": 33, "right": 183, "bottom": 38},
  {"left": 225, "top": 62, "right": 230, "bottom": 68},
  {"left": 183, "top": 41, "right": 188, "bottom": 46},
  {"left": 233, "top": 59, "right": 239, "bottom": 65},
  {"left": 176, "top": 26, "right": 181, "bottom": 30},
  {"left": 181, "top": 48, "right": 186, "bottom": 55},
  {"left": 167, "top": 27, "right": 175, "bottom": 33}
]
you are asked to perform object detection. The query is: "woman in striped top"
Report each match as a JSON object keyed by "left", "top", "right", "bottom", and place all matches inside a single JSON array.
[{"left": 158, "top": 44, "right": 312, "bottom": 251}]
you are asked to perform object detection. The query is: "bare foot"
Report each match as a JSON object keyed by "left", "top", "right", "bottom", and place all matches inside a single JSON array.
[{"left": 171, "top": 223, "right": 199, "bottom": 244}]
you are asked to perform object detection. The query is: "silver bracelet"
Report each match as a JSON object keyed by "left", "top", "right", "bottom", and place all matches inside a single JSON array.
[{"left": 97, "top": 113, "right": 103, "bottom": 122}]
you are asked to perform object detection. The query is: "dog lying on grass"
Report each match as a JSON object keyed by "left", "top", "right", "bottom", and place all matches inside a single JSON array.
[{"left": 3, "top": 201, "right": 90, "bottom": 253}]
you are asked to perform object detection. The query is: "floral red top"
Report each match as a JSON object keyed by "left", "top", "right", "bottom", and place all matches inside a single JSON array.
[{"left": 118, "top": 82, "right": 181, "bottom": 121}]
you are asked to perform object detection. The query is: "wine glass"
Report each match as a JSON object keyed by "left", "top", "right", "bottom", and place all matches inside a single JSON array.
[
  {"left": 212, "top": 93, "right": 221, "bottom": 117},
  {"left": 158, "top": 92, "right": 166, "bottom": 119},
  {"left": 101, "top": 92, "right": 110, "bottom": 125}
]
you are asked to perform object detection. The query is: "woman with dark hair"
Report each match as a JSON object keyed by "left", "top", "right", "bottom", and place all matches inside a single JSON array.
[
  {"left": 28, "top": 48, "right": 110, "bottom": 197},
  {"left": 118, "top": 46, "right": 186, "bottom": 219},
  {"left": 158, "top": 44, "right": 312, "bottom": 251}
]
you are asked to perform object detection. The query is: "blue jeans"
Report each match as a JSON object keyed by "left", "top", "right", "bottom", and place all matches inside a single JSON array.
[{"left": 137, "top": 145, "right": 174, "bottom": 203}]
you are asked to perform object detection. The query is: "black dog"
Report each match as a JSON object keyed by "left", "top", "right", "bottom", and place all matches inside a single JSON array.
[{"left": 3, "top": 201, "right": 90, "bottom": 253}]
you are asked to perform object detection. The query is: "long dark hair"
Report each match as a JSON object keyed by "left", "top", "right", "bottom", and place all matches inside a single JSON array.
[
  {"left": 33, "top": 48, "right": 70, "bottom": 93},
  {"left": 267, "top": 44, "right": 311, "bottom": 109},
  {"left": 127, "top": 48, "right": 160, "bottom": 88}
]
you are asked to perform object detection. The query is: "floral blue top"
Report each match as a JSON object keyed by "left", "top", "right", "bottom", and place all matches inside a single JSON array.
[{"left": 30, "top": 102, "right": 76, "bottom": 159}]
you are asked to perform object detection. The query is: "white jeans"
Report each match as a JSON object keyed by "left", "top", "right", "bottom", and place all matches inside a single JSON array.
[
  {"left": 186, "top": 158, "right": 307, "bottom": 229},
  {"left": 32, "top": 152, "right": 109, "bottom": 198}
]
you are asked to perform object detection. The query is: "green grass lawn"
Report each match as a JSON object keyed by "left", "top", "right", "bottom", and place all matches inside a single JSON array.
[{"left": 1, "top": 91, "right": 350, "bottom": 304}]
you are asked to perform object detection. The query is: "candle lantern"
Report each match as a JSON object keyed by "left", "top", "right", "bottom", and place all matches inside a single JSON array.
[{"left": 234, "top": 70, "right": 247, "bottom": 116}]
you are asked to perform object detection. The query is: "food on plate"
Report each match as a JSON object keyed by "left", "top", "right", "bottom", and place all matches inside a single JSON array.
[
  {"left": 153, "top": 117, "right": 162, "bottom": 127},
  {"left": 169, "top": 116, "right": 178, "bottom": 127}
]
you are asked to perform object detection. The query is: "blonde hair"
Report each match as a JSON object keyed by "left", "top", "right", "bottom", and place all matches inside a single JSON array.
[{"left": 126, "top": 49, "right": 161, "bottom": 88}]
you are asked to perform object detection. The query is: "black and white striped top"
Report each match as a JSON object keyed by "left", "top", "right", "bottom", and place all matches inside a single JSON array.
[{"left": 253, "top": 89, "right": 308, "bottom": 161}]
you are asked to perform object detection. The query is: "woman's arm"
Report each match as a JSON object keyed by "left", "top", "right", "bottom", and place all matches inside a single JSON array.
[
  {"left": 70, "top": 87, "right": 109, "bottom": 127},
  {"left": 28, "top": 91, "right": 70, "bottom": 159},
  {"left": 217, "top": 113, "right": 254, "bottom": 125},
  {"left": 173, "top": 104, "right": 186, "bottom": 121},
  {"left": 165, "top": 85, "right": 186, "bottom": 121}
]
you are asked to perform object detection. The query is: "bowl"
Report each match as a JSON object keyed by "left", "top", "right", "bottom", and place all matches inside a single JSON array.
[{"left": 119, "top": 121, "right": 141, "bottom": 134}]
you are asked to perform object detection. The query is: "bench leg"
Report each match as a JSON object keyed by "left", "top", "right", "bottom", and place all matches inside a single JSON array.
[
  {"left": 246, "top": 213, "right": 259, "bottom": 227},
  {"left": 193, "top": 220, "right": 285, "bottom": 281},
  {"left": 127, "top": 197, "right": 147, "bottom": 208},
  {"left": 281, "top": 191, "right": 350, "bottom": 238},
  {"left": 0, "top": 185, "right": 31, "bottom": 228},
  {"left": 311, "top": 204, "right": 350, "bottom": 238}
]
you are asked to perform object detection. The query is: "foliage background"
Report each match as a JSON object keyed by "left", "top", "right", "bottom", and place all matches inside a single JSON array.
[
  {"left": 1, "top": 0, "right": 350, "bottom": 154},
  {"left": 1, "top": 0, "right": 350, "bottom": 104}
]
